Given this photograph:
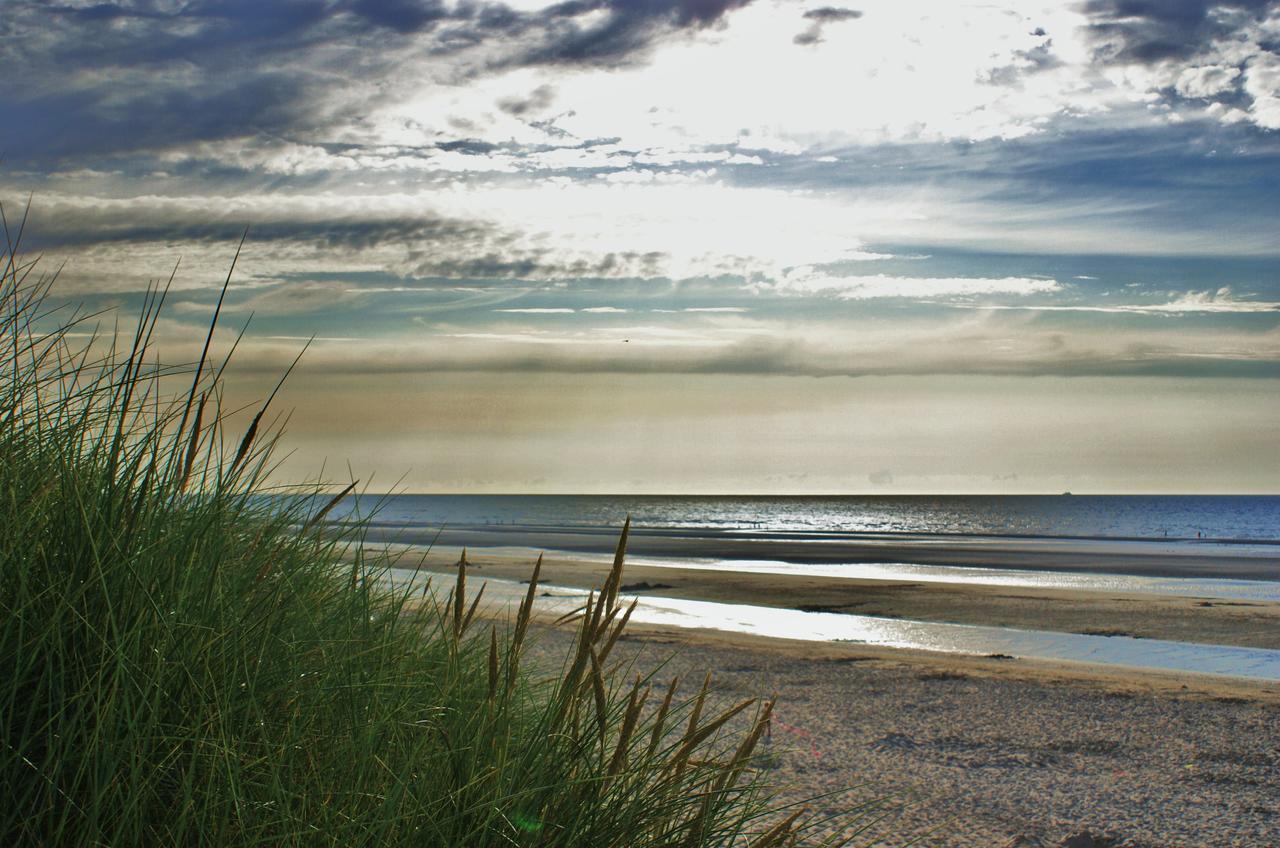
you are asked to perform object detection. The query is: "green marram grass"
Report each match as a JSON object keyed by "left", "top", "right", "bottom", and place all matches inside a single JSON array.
[{"left": 0, "top": 221, "right": 868, "bottom": 846}]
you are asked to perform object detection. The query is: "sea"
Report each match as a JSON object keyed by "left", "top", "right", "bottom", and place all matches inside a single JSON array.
[
  {"left": 330, "top": 494, "right": 1280, "bottom": 543},
  {"left": 337, "top": 494, "right": 1280, "bottom": 679}
]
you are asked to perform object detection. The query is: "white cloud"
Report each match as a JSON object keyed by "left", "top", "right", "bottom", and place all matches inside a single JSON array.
[
  {"left": 1204, "top": 102, "right": 1251, "bottom": 124},
  {"left": 430, "top": 179, "right": 928, "bottom": 283},
  {"left": 1146, "top": 288, "right": 1280, "bottom": 313},
  {"left": 148, "top": 310, "right": 1280, "bottom": 380},
  {"left": 1174, "top": 65, "right": 1241, "bottom": 99},
  {"left": 764, "top": 271, "right": 1062, "bottom": 300},
  {"left": 170, "top": 279, "right": 367, "bottom": 315},
  {"left": 582, "top": 306, "right": 629, "bottom": 313},
  {"left": 1243, "top": 51, "right": 1280, "bottom": 130},
  {"left": 262, "top": 335, "right": 362, "bottom": 342},
  {"left": 349, "top": 0, "right": 1150, "bottom": 162},
  {"left": 494, "top": 307, "right": 576, "bottom": 314},
  {"left": 542, "top": 1, "right": 1116, "bottom": 146},
  {"left": 446, "top": 323, "right": 732, "bottom": 347},
  {"left": 1116, "top": 8, "right": 1280, "bottom": 130},
  {"left": 968, "top": 288, "right": 1280, "bottom": 315}
]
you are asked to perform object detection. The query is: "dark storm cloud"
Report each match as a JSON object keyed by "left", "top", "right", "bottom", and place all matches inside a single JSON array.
[
  {"left": 38, "top": 1, "right": 337, "bottom": 66},
  {"left": 4, "top": 1, "right": 355, "bottom": 160},
  {"left": 497, "top": 84, "right": 557, "bottom": 116},
  {"left": 1080, "top": 0, "right": 1276, "bottom": 64},
  {"left": 518, "top": 0, "right": 755, "bottom": 66},
  {"left": 407, "top": 249, "right": 668, "bottom": 280},
  {"left": 1, "top": 0, "right": 758, "bottom": 165},
  {"left": 17, "top": 194, "right": 674, "bottom": 283},
  {"left": 346, "top": 0, "right": 451, "bottom": 34},
  {"left": 980, "top": 37, "right": 1062, "bottom": 85},
  {"left": 435, "top": 139, "right": 503, "bottom": 154},
  {"left": 20, "top": 204, "right": 495, "bottom": 252},
  {"left": 794, "top": 6, "right": 861, "bottom": 46},
  {"left": 4, "top": 74, "right": 315, "bottom": 160},
  {"left": 802, "top": 7, "right": 862, "bottom": 22}
]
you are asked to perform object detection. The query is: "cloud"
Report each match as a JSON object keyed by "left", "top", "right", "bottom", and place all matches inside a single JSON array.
[
  {"left": 1079, "top": 1, "right": 1280, "bottom": 129},
  {"left": 802, "top": 7, "right": 863, "bottom": 22},
  {"left": 1081, "top": 0, "right": 1273, "bottom": 65},
  {"left": 171, "top": 279, "right": 368, "bottom": 315},
  {"left": 347, "top": 0, "right": 453, "bottom": 34},
  {"left": 25, "top": 209, "right": 494, "bottom": 252},
  {"left": 138, "top": 312, "right": 1280, "bottom": 380},
  {"left": 520, "top": 0, "right": 757, "bottom": 67},
  {"left": 494, "top": 307, "right": 577, "bottom": 313},
  {"left": 1, "top": 1, "right": 362, "bottom": 160},
  {"left": 1243, "top": 50, "right": 1280, "bottom": 128},
  {"left": 762, "top": 272, "right": 1062, "bottom": 300},
  {"left": 0, "top": 0, "right": 762, "bottom": 164},
  {"left": 969, "top": 287, "right": 1280, "bottom": 315},
  {"left": 497, "top": 83, "right": 557, "bottom": 116},
  {"left": 794, "top": 6, "right": 861, "bottom": 46},
  {"left": 64, "top": 283, "right": 1280, "bottom": 385},
  {"left": 12, "top": 190, "right": 687, "bottom": 292},
  {"left": 1175, "top": 64, "right": 1243, "bottom": 98}
]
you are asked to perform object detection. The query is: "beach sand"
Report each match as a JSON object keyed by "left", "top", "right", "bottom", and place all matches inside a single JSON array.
[
  {"left": 377, "top": 540, "right": 1280, "bottom": 845},
  {"left": 516, "top": 622, "right": 1280, "bottom": 847}
]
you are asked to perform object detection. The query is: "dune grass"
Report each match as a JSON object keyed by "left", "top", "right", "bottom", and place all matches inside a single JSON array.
[{"left": 0, "top": 225, "right": 859, "bottom": 846}]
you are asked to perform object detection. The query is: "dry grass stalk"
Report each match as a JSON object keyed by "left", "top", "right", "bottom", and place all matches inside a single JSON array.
[
  {"left": 669, "top": 697, "right": 757, "bottom": 778},
  {"left": 588, "top": 645, "right": 609, "bottom": 748},
  {"left": 488, "top": 626, "right": 499, "bottom": 702},
  {"left": 647, "top": 676, "right": 680, "bottom": 759},
  {"left": 301, "top": 480, "right": 357, "bottom": 534},
  {"left": 607, "top": 676, "right": 648, "bottom": 778},
  {"left": 176, "top": 389, "right": 207, "bottom": 492},
  {"left": 505, "top": 553, "right": 541, "bottom": 684},
  {"left": 453, "top": 549, "right": 468, "bottom": 639},
  {"left": 751, "top": 809, "right": 806, "bottom": 848},
  {"left": 596, "top": 597, "right": 638, "bottom": 666},
  {"left": 229, "top": 342, "right": 308, "bottom": 476},
  {"left": 461, "top": 583, "right": 486, "bottom": 635},
  {"left": 716, "top": 700, "right": 775, "bottom": 795}
]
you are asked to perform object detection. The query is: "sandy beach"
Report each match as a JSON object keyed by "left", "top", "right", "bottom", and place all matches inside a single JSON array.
[
  {"left": 376, "top": 536, "right": 1280, "bottom": 846},
  {"left": 518, "top": 623, "right": 1280, "bottom": 848}
]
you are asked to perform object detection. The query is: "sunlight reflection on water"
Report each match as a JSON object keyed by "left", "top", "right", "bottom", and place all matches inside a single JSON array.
[
  {"left": 382, "top": 569, "right": 1280, "bottom": 682},
  {"left": 618, "top": 556, "right": 1280, "bottom": 602}
]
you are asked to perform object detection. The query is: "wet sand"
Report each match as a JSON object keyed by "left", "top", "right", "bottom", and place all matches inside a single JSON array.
[
  {"left": 360, "top": 523, "right": 1280, "bottom": 580},
  {"left": 385, "top": 546, "right": 1280, "bottom": 651}
]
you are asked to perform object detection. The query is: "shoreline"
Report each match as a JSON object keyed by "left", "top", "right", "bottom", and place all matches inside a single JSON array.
[
  {"left": 383, "top": 545, "right": 1280, "bottom": 653},
  {"left": 589, "top": 618, "right": 1280, "bottom": 704},
  {"left": 357, "top": 524, "right": 1280, "bottom": 580}
]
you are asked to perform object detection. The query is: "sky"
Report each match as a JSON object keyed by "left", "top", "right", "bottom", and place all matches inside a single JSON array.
[{"left": 3, "top": 0, "right": 1279, "bottom": 493}]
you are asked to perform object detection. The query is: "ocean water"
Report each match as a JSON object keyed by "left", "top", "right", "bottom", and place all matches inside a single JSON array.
[
  {"left": 330, "top": 494, "right": 1280, "bottom": 542},
  {"left": 346, "top": 501, "right": 1280, "bottom": 678}
]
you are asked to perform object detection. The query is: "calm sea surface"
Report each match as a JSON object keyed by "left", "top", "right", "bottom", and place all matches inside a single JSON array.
[
  {"left": 329, "top": 494, "right": 1280, "bottom": 542},
  {"left": 346, "top": 497, "right": 1280, "bottom": 677}
]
